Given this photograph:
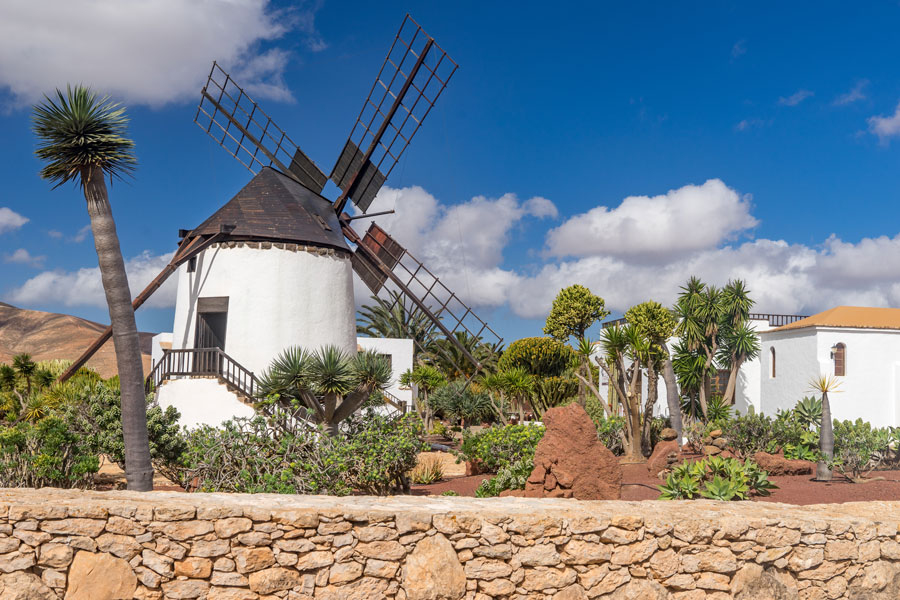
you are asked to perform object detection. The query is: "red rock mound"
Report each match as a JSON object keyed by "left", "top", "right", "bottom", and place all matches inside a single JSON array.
[
  {"left": 524, "top": 403, "right": 622, "bottom": 500},
  {"left": 753, "top": 451, "right": 815, "bottom": 476},
  {"left": 647, "top": 440, "right": 681, "bottom": 477}
]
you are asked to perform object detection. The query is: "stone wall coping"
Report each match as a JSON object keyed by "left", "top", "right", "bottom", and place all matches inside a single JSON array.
[{"left": 2, "top": 488, "right": 898, "bottom": 528}]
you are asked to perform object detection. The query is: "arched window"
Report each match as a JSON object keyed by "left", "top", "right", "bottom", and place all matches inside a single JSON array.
[
  {"left": 833, "top": 343, "right": 846, "bottom": 377},
  {"left": 770, "top": 347, "right": 776, "bottom": 378}
]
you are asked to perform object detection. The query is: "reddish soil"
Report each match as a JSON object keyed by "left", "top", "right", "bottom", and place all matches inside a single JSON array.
[
  {"left": 411, "top": 474, "right": 491, "bottom": 496},
  {"left": 413, "top": 463, "right": 900, "bottom": 504}
]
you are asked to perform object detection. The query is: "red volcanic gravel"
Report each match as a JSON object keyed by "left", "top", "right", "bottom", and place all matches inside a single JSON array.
[{"left": 413, "top": 463, "right": 900, "bottom": 504}]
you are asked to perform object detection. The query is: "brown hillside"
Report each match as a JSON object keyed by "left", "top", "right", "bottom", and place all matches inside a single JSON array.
[{"left": 0, "top": 302, "right": 153, "bottom": 378}]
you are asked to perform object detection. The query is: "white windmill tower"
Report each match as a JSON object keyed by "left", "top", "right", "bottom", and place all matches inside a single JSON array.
[{"left": 59, "top": 16, "right": 503, "bottom": 428}]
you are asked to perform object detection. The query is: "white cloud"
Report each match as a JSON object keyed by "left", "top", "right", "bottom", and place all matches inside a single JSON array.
[
  {"left": 71, "top": 225, "right": 92, "bottom": 243},
  {"left": 778, "top": 89, "right": 814, "bottom": 106},
  {"left": 731, "top": 40, "right": 747, "bottom": 59},
  {"left": 356, "top": 186, "right": 557, "bottom": 308},
  {"left": 544, "top": 179, "right": 757, "bottom": 261},
  {"left": 868, "top": 102, "right": 900, "bottom": 142},
  {"left": 3, "top": 249, "right": 45, "bottom": 268},
  {"left": 734, "top": 118, "right": 769, "bottom": 132},
  {"left": 834, "top": 80, "right": 868, "bottom": 106},
  {"left": 7, "top": 251, "right": 176, "bottom": 309},
  {"left": 357, "top": 180, "right": 900, "bottom": 326},
  {"left": 0, "top": 0, "right": 324, "bottom": 107},
  {"left": 0, "top": 208, "right": 28, "bottom": 234}
]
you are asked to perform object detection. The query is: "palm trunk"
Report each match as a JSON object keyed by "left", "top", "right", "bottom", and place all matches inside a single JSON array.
[
  {"left": 640, "top": 364, "right": 658, "bottom": 457},
  {"left": 722, "top": 356, "right": 742, "bottom": 405},
  {"left": 84, "top": 167, "right": 153, "bottom": 491},
  {"left": 660, "top": 342, "right": 683, "bottom": 447},
  {"left": 817, "top": 391, "right": 834, "bottom": 481}
]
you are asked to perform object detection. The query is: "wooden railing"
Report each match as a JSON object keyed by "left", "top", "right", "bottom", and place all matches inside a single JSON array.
[{"left": 146, "top": 348, "right": 258, "bottom": 399}]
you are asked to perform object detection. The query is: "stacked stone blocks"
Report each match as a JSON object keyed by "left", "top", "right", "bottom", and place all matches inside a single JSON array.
[{"left": 0, "top": 489, "right": 898, "bottom": 599}]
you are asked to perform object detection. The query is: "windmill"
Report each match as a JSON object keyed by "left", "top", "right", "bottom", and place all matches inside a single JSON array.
[{"left": 60, "top": 15, "right": 502, "bottom": 420}]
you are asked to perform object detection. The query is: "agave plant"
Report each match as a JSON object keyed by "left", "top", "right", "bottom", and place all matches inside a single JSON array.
[{"left": 794, "top": 396, "right": 823, "bottom": 431}]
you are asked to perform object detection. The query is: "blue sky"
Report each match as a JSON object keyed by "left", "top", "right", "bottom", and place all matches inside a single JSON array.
[{"left": 1, "top": 1, "right": 900, "bottom": 345}]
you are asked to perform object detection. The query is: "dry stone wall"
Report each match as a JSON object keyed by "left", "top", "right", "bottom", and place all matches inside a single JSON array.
[{"left": 0, "top": 489, "right": 899, "bottom": 600}]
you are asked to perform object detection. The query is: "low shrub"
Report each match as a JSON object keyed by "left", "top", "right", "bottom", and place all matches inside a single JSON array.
[
  {"left": 475, "top": 458, "right": 533, "bottom": 497},
  {"left": 831, "top": 419, "right": 894, "bottom": 480},
  {"left": 410, "top": 456, "right": 444, "bottom": 484},
  {"left": 658, "top": 456, "right": 777, "bottom": 501},
  {"left": 456, "top": 424, "right": 544, "bottom": 474},
  {"left": 0, "top": 416, "right": 99, "bottom": 488},
  {"left": 181, "top": 411, "right": 425, "bottom": 495},
  {"left": 723, "top": 413, "right": 773, "bottom": 459}
]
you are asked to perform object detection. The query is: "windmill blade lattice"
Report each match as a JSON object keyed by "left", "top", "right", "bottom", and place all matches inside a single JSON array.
[
  {"left": 194, "top": 62, "right": 328, "bottom": 193},
  {"left": 331, "top": 15, "right": 458, "bottom": 213},
  {"left": 350, "top": 222, "right": 502, "bottom": 377}
]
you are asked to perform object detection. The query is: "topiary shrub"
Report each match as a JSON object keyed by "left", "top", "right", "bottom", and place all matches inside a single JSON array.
[{"left": 498, "top": 337, "right": 577, "bottom": 377}]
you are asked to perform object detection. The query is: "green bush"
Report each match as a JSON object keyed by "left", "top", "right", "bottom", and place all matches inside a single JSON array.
[
  {"left": 658, "top": 456, "right": 777, "bottom": 501},
  {"left": 831, "top": 419, "right": 893, "bottom": 480},
  {"left": 75, "top": 383, "right": 187, "bottom": 487},
  {"left": 456, "top": 424, "right": 544, "bottom": 473},
  {"left": 722, "top": 413, "right": 773, "bottom": 459},
  {"left": 181, "top": 411, "right": 426, "bottom": 495},
  {"left": 0, "top": 416, "right": 99, "bottom": 488},
  {"left": 475, "top": 458, "right": 533, "bottom": 497},
  {"left": 498, "top": 337, "right": 576, "bottom": 377}
]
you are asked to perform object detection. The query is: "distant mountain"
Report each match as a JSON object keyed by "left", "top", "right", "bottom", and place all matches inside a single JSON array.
[{"left": 0, "top": 302, "right": 153, "bottom": 378}]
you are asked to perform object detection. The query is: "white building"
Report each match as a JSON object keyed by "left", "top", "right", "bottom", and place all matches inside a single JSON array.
[
  {"left": 149, "top": 168, "right": 413, "bottom": 428},
  {"left": 759, "top": 306, "right": 900, "bottom": 427},
  {"left": 600, "top": 306, "right": 900, "bottom": 428}
]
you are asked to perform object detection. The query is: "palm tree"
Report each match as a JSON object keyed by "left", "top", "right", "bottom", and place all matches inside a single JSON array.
[
  {"left": 421, "top": 331, "right": 501, "bottom": 380},
  {"left": 357, "top": 291, "right": 438, "bottom": 358},
  {"left": 502, "top": 368, "right": 534, "bottom": 424},
  {"left": 258, "top": 346, "right": 392, "bottom": 435},
  {"left": 809, "top": 375, "right": 841, "bottom": 482},
  {"left": 32, "top": 85, "right": 153, "bottom": 491},
  {"left": 12, "top": 354, "right": 36, "bottom": 397},
  {"left": 400, "top": 364, "right": 446, "bottom": 429}
]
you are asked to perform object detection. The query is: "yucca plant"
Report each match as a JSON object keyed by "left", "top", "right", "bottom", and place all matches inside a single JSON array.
[
  {"left": 809, "top": 375, "right": 842, "bottom": 481},
  {"left": 258, "top": 346, "right": 392, "bottom": 435}
]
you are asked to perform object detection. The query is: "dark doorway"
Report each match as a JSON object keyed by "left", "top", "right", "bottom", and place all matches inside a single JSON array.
[{"left": 194, "top": 297, "right": 228, "bottom": 373}]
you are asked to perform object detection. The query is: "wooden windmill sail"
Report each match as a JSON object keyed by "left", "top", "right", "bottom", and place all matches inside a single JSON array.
[{"left": 61, "top": 15, "right": 501, "bottom": 384}]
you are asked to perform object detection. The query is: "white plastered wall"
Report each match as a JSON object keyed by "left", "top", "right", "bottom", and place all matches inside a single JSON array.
[
  {"left": 170, "top": 244, "right": 356, "bottom": 377},
  {"left": 759, "top": 326, "right": 900, "bottom": 426},
  {"left": 156, "top": 378, "right": 256, "bottom": 429},
  {"left": 356, "top": 337, "right": 414, "bottom": 409}
]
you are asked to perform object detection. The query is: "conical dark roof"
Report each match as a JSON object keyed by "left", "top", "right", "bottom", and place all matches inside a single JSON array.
[{"left": 188, "top": 167, "right": 349, "bottom": 251}]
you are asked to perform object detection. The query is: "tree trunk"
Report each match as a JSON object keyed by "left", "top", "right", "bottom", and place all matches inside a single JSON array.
[
  {"left": 577, "top": 359, "right": 587, "bottom": 407},
  {"left": 660, "top": 342, "right": 683, "bottom": 447},
  {"left": 817, "top": 391, "right": 834, "bottom": 481},
  {"left": 84, "top": 166, "right": 153, "bottom": 491},
  {"left": 640, "top": 364, "right": 658, "bottom": 457},
  {"left": 722, "top": 356, "right": 742, "bottom": 405}
]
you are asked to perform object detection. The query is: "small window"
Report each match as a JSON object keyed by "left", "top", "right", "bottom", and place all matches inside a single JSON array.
[
  {"left": 833, "top": 343, "right": 846, "bottom": 377},
  {"left": 770, "top": 347, "right": 776, "bottom": 378},
  {"left": 187, "top": 257, "right": 197, "bottom": 273}
]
